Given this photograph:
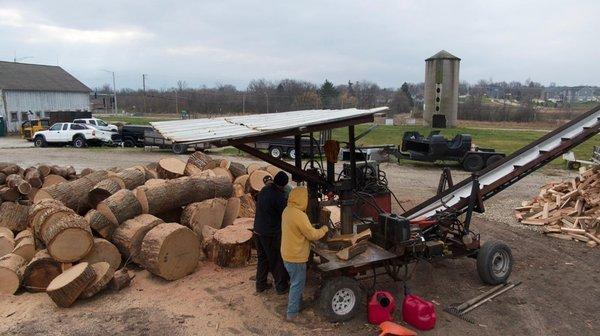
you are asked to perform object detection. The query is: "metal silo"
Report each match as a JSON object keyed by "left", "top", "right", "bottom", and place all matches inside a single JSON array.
[{"left": 423, "top": 50, "right": 460, "bottom": 128}]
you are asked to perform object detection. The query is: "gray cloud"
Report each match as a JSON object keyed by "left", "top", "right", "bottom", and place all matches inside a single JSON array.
[{"left": 1, "top": 0, "right": 598, "bottom": 89}]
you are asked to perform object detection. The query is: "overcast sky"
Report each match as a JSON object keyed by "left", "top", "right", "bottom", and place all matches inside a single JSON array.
[{"left": 0, "top": 1, "right": 598, "bottom": 90}]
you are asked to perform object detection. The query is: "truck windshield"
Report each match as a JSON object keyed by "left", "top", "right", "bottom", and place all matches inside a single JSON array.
[{"left": 97, "top": 120, "right": 108, "bottom": 126}]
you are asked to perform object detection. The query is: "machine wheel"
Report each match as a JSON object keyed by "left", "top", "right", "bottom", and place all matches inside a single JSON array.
[
  {"left": 287, "top": 148, "right": 296, "bottom": 160},
  {"left": 269, "top": 146, "right": 283, "bottom": 159},
  {"left": 34, "top": 136, "right": 47, "bottom": 147},
  {"left": 485, "top": 154, "right": 504, "bottom": 167},
  {"left": 477, "top": 240, "right": 513, "bottom": 285},
  {"left": 567, "top": 161, "right": 581, "bottom": 170},
  {"left": 318, "top": 277, "right": 363, "bottom": 322},
  {"left": 462, "top": 154, "right": 485, "bottom": 172},
  {"left": 72, "top": 136, "right": 86, "bottom": 148},
  {"left": 123, "top": 139, "right": 136, "bottom": 148},
  {"left": 172, "top": 144, "right": 188, "bottom": 154}
]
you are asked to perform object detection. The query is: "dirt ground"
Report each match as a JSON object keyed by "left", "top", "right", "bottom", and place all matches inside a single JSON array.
[{"left": 0, "top": 143, "right": 598, "bottom": 336}]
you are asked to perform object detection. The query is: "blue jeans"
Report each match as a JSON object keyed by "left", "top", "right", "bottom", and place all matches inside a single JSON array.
[{"left": 283, "top": 261, "right": 306, "bottom": 317}]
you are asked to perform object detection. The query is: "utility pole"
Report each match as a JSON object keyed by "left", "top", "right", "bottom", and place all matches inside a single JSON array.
[
  {"left": 142, "top": 74, "right": 148, "bottom": 114},
  {"left": 175, "top": 90, "right": 179, "bottom": 115},
  {"left": 112, "top": 72, "right": 118, "bottom": 114},
  {"left": 242, "top": 93, "right": 246, "bottom": 113},
  {"left": 266, "top": 92, "right": 269, "bottom": 113}
]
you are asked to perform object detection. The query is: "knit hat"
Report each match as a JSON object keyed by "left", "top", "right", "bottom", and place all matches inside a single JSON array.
[{"left": 273, "top": 171, "right": 289, "bottom": 187}]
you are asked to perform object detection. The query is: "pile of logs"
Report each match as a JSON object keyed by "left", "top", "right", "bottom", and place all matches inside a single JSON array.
[
  {"left": 0, "top": 153, "right": 286, "bottom": 307},
  {"left": 515, "top": 166, "right": 600, "bottom": 247}
]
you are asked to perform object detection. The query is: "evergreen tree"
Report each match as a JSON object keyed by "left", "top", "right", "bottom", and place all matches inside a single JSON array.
[
  {"left": 401, "top": 82, "right": 414, "bottom": 107},
  {"left": 319, "top": 79, "right": 339, "bottom": 109}
]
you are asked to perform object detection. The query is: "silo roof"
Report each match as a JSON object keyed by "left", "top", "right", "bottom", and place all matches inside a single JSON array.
[{"left": 426, "top": 50, "right": 460, "bottom": 61}]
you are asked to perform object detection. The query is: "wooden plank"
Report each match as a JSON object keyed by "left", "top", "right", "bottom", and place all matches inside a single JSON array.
[{"left": 546, "top": 233, "right": 573, "bottom": 240}]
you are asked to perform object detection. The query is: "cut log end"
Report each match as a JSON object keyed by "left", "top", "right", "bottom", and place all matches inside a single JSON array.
[{"left": 46, "top": 262, "right": 96, "bottom": 307}]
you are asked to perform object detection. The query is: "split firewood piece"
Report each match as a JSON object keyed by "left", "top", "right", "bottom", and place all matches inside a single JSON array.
[
  {"left": 24, "top": 167, "right": 42, "bottom": 189},
  {"left": 200, "top": 225, "right": 218, "bottom": 259},
  {"left": 85, "top": 209, "right": 118, "bottom": 239},
  {"left": 265, "top": 165, "right": 281, "bottom": 177},
  {"left": 97, "top": 189, "right": 143, "bottom": 225},
  {"left": 247, "top": 170, "right": 272, "bottom": 193},
  {"left": 80, "top": 262, "right": 115, "bottom": 299},
  {"left": 0, "top": 202, "right": 29, "bottom": 232},
  {"left": 41, "top": 174, "right": 67, "bottom": 188},
  {"left": 246, "top": 163, "right": 261, "bottom": 175},
  {"left": 228, "top": 162, "right": 247, "bottom": 179},
  {"left": 222, "top": 198, "right": 241, "bottom": 227},
  {"left": 238, "top": 193, "right": 256, "bottom": 218},
  {"left": 336, "top": 240, "right": 368, "bottom": 261},
  {"left": 46, "top": 262, "right": 96, "bottom": 307},
  {"left": 327, "top": 229, "right": 372, "bottom": 250},
  {"left": 0, "top": 186, "right": 19, "bottom": 202},
  {"left": 40, "top": 213, "right": 94, "bottom": 263},
  {"left": 22, "top": 249, "right": 62, "bottom": 292},
  {"left": 211, "top": 167, "right": 233, "bottom": 182},
  {"left": 157, "top": 158, "right": 186, "bottom": 179},
  {"left": 139, "top": 223, "right": 200, "bottom": 280},
  {"left": 136, "top": 176, "right": 233, "bottom": 216},
  {"left": 80, "top": 238, "right": 122, "bottom": 273},
  {"left": 112, "top": 214, "right": 163, "bottom": 264},
  {"left": 34, "top": 170, "right": 109, "bottom": 213},
  {"left": 184, "top": 152, "right": 215, "bottom": 176},
  {"left": 0, "top": 253, "right": 26, "bottom": 294},
  {"left": 12, "top": 232, "right": 35, "bottom": 262},
  {"left": 232, "top": 217, "right": 254, "bottom": 231},
  {"left": 208, "top": 224, "right": 253, "bottom": 267},
  {"left": 110, "top": 268, "right": 134, "bottom": 291}
]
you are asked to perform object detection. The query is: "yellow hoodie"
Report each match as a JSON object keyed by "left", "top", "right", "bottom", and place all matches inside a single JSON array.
[{"left": 281, "top": 187, "right": 328, "bottom": 263}]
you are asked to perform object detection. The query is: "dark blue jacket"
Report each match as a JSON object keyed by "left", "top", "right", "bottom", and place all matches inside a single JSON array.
[{"left": 254, "top": 183, "right": 287, "bottom": 236}]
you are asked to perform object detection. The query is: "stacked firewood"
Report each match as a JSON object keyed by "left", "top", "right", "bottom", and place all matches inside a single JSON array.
[
  {"left": 0, "top": 153, "right": 280, "bottom": 307},
  {"left": 515, "top": 166, "right": 600, "bottom": 247}
]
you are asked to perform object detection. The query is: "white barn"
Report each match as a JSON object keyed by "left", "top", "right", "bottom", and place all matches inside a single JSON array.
[{"left": 0, "top": 61, "right": 91, "bottom": 133}]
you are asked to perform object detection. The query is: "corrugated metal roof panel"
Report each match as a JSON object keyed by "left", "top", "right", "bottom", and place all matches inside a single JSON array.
[{"left": 151, "top": 107, "right": 388, "bottom": 144}]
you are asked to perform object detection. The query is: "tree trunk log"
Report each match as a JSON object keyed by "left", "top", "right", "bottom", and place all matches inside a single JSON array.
[
  {"left": 247, "top": 170, "right": 271, "bottom": 193},
  {"left": 208, "top": 225, "right": 253, "bottom": 267},
  {"left": 265, "top": 165, "right": 281, "bottom": 177},
  {"left": 157, "top": 158, "right": 186, "bottom": 179},
  {"left": 80, "top": 261, "right": 114, "bottom": 299},
  {"left": 6, "top": 174, "right": 31, "bottom": 195},
  {"left": 12, "top": 234, "right": 35, "bottom": 262},
  {"left": 228, "top": 162, "right": 246, "bottom": 179},
  {"left": 181, "top": 198, "right": 227, "bottom": 237},
  {"left": 136, "top": 176, "right": 233, "bottom": 216},
  {"left": 41, "top": 174, "right": 67, "bottom": 188},
  {"left": 238, "top": 194, "right": 256, "bottom": 218},
  {"left": 222, "top": 198, "right": 241, "bottom": 227},
  {"left": 1, "top": 164, "right": 20, "bottom": 176},
  {"left": 24, "top": 167, "right": 42, "bottom": 189},
  {"left": 34, "top": 170, "right": 109, "bottom": 214},
  {"left": 0, "top": 253, "right": 26, "bottom": 294},
  {"left": 139, "top": 223, "right": 200, "bottom": 280},
  {"left": 84, "top": 209, "right": 117, "bottom": 239},
  {"left": 88, "top": 179, "right": 123, "bottom": 208},
  {"left": 37, "top": 165, "right": 51, "bottom": 177},
  {"left": 46, "top": 262, "right": 96, "bottom": 307},
  {"left": 81, "top": 238, "right": 122, "bottom": 273},
  {"left": 97, "top": 189, "right": 143, "bottom": 225},
  {"left": 41, "top": 213, "right": 94, "bottom": 262},
  {"left": 0, "top": 202, "right": 29, "bottom": 231},
  {"left": 22, "top": 249, "right": 62, "bottom": 292},
  {"left": 185, "top": 152, "right": 215, "bottom": 175},
  {"left": 0, "top": 186, "right": 19, "bottom": 202},
  {"left": 30, "top": 204, "right": 74, "bottom": 240},
  {"left": 211, "top": 167, "right": 233, "bottom": 182},
  {"left": 111, "top": 214, "right": 163, "bottom": 264}
]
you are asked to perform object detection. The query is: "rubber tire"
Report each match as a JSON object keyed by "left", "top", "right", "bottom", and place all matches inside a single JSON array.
[
  {"left": 34, "top": 136, "right": 47, "bottom": 148},
  {"left": 462, "top": 154, "right": 485, "bottom": 172},
  {"left": 269, "top": 146, "right": 283, "bottom": 159},
  {"left": 477, "top": 240, "right": 513, "bottom": 285},
  {"left": 72, "top": 136, "right": 86, "bottom": 148},
  {"left": 172, "top": 144, "right": 188, "bottom": 154},
  {"left": 318, "top": 276, "right": 363, "bottom": 322},
  {"left": 485, "top": 154, "right": 504, "bottom": 167},
  {"left": 568, "top": 161, "right": 581, "bottom": 170},
  {"left": 287, "top": 148, "right": 296, "bottom": 160},
  {"left": 123, "top": 139, "right": 136, "bottom": 148}
]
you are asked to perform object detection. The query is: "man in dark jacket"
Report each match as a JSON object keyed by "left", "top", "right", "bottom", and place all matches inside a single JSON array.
[{"left": 254, "top": 171, "right": 290, "bottom": 294}]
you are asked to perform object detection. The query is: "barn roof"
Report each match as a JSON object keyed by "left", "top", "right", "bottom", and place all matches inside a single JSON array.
[{"left": 0, "top": 61, "right": 91, "bottom": 92}]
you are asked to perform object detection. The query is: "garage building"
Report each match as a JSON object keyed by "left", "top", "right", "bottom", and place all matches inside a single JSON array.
[{"left": 0, "top": 61, "right": 91, "bottom": 133}]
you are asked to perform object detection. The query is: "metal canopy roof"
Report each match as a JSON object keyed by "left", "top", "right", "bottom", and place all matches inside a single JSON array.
[{"left": 150, "top": 107, "right": 388, "bottom": 145}]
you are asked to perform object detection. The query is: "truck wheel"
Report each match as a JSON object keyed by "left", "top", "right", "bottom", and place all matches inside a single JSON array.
[
  {"left": 318, "top": 277, "right": 363, "bottom": 322},
  {"left": 269, "top": 146, "right": 283, "bottom": 159},
  {"left": 485, "top": 154, "right": 504, "bottom": 167},
  {"left": 123, "top": 139, "right": 135, "bottom": 148},
  {"left": 567, "top": 161, "right": 581, "bottom": 170},
  {"left": 34, "top": 136, "right": 47, "bottom": 148},
  {"left": 287, "top": 148, "right": 296, "bottom": 160},
  {"left": 172, "top": 144, "right": 188, "bottom": 154},
  {"left": 462, "top": 154, "right": 485, "bottom": 172},
  {"left": 477, "top": 241, "right": 513, "bottom": 285},
  {"left": 72, "top": 136, "right": 86, "bottom": 148}
]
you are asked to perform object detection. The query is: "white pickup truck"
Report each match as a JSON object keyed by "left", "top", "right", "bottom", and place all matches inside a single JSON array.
[
  {"left": 33, "top": 122, "right": 118, "bottom": 148},
  {"left": 73, "top": 118, "right": 119, "bottom": 132}
]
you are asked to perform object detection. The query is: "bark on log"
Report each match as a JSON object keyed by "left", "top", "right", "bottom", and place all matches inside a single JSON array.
[
  {"left": 238, "top": 194, "right": 256, "bottom": 218},
  {"left": 247, "top": 170, "right": 272, "bottom": 193},
  {"left": 136, "top": 176, "right": 233, "bottom": 216},
  {"left": 34, "top": 170, "right": 109, "bottom": 213},
  {"left": 139, "top": 223, "right": 200, "bottom": 280},
  {"left": 0, "top": 202, "right": 29, "bottom": 231},
  {"left": 0, "top": 172, "right": 6, "bottom": 185},
  {"left": 40, "top": 213, "right": 94, "bottom": 262},
  {"left": 22, "top": 249, "right": 62, "bottom": 292},
  {"left": 24, "top": 167, "right": 42, "bottom": 189},
  {"left": 109, "top": 268, "right": 134, "bottom": 291},
  {"left": 0, "top": 233, "right": 15, "bottom": 258},
  {"left": 0, "top": 253, "right": 26, "bottom": 294},
  {"left": 0, "top": 186, "right": 19, "bottom": 202},
  {"left": 113, "top": 168, "right": 146, "bottom": 189},
  {"left": 228, "top": 162, "right": 246, "bottom": 179},
  {"left": 222, "top": 198, "right": 241, "bottom": 227},
  {"left": 42, "top": 174, "right": 67, "bottom": 188},
  {"left": 112, "top": 214, "right": 163, "bottom": 264},
  {"left": 6, "top": 174, "right": 31, "bottom": 195},
  {"left": 1, "top": 164, "right": 20, "bottom": 176},
  {"left": 185, "top": 152, "right": 215, "bottom": 175},
  {"left": 97, "top": 189, "right": 143, "bottom": 225},
  {"left": 80, "top": 262, "right": 114, "bottom": 299},
  {"left": 80, "top": 238, "right": 122, "bottom": 273},
  {"left": 88, "top": 179, "right": 122, "bottom": 208},
  {"left": 12, "top": 234, "right": 35, "bottom": 262},
  {"left": 80, "top": 168, "right": 94, "bottom": 177},
  {"left": 211, "top": 167, "right": 233, "bottom": 182},
  {"left": 37, "top": 165, "right": 51, "bottom": 177},
  {"left": 181, "top": 198, "right": 227, "bottom": 237},
  {"left": 30, "top": 203, "right": 74, "bottom": 239},
  {"left": 46, "top": 262, "right": 96, "bottom": 307},
  {"left": 208, "top": 224, "right": 253, "bottom": 267},
  {"left": 157, "top": 158, "right": 186, "bottom": 179}
]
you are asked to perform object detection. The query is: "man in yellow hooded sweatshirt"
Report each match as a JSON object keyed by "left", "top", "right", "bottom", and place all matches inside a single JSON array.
[{"left": 281, "top": 186, "right": 328, "bottom": 321}]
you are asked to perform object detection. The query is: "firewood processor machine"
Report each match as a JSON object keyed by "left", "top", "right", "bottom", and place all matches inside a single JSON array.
[{"left": 150, "top": 105, "right": 600, "bottom": 322}]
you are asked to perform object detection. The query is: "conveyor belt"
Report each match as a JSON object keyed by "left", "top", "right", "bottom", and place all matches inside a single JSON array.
[{"left": 403, "top": 105, "right": 600, "bottom": 220}]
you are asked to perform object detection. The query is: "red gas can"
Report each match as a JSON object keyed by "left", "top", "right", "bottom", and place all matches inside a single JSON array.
[
  {"left": 368, "top": 291, "right": 396, "bottom": 325},
  {"left": 402, "top": 294, "right": 436, "bottom": 330}
]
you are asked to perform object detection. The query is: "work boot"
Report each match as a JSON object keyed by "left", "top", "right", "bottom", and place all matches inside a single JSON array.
[
  {"left": 284, "top": 314, "right": 309, "bottom": 325},
  {"left": 276, "top": 286, "right": 289, "bottom": 295},
  {"left": 256, "top": 283, "right": 273, "bottom": 293}
]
